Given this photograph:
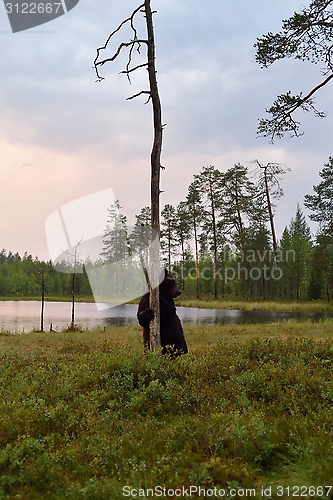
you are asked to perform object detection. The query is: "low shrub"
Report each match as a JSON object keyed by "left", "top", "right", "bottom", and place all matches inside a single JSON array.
[{"left": 0, "top": 326, "right": 333, "bottom": 498}]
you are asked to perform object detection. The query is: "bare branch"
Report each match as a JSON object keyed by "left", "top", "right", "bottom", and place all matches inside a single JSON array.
[
  {"left": 94, "top": 2, "right": 146, "bottom": 82},
  {"left": 94, "top": 3, "right": 144, "bottom": 61},
  {"left": 120, "top": 63, "right": 148, "bottom": 75},
  {"left": 95, "top": 40, "right": 148, "bottom": 82},
  {"left": 95, "top": 40, "right": 147, "bottom": 71},
  {"left": 144, "top": 94, "right": 152, "bottom": 105},
  {"left": 125, "top": 40, "right": 136, "bottom": 84},
  {"left": 126, "top": 90, "right": 151, "bottom": 101}
]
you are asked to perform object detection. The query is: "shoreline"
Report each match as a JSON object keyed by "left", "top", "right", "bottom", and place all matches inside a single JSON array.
[{"left": 0, "top": 296, "right": 332, "bottom": 313}]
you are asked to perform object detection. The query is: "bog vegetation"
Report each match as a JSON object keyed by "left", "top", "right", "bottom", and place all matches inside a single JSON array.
[{"left": 0, "top": 321, "right": 333, "bottom": 498}]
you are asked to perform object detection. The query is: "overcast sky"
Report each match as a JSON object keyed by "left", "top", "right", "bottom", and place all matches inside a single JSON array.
[{"left": 1, "top": 0, "right": 332, "bottom": 260}]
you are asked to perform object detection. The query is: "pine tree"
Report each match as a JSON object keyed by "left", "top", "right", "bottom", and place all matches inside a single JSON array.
[
  {"left": 160, "top": 204, "right": 178, "bottom": 270},
  {"left": 304, "top": 156, "right": 333, "bottom": 235},
  {"left": 305, "top": 157, "right": 333, "bottom": 301},
  {"left": 174, "top": 201, "right": 192, "bottom": 291},
  {"left": 101, "top": 200, "right": 129, "bottom": 296},
  {"left": 289, "top": 204, "right": 313, "bottom": 300},
  {"left": 186, "top": 182, "right": 203, "bottom": 299},
  {"left": 255, "top": 0, "right": 333, "bottom": 141},
  {"left": 193, "top": 166, "right": 224, "bottom": 299}
]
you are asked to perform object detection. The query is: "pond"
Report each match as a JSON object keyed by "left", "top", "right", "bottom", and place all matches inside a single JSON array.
[{"left": 0, "top": 301, "right": 333, "bottom": 333}]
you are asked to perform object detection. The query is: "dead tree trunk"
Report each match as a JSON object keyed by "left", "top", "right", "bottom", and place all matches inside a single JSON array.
[
  {"left": 253, "top": 160, "right": 290, "bottom": 270},
  {"left": 34, "top": 262, "right": 46, "bottom": 332},
  {"left": 186, "top": 184, "right": 202, "bottom": 300},
  {"left": 193, "top": 213, "right": 200, "bottom": 299},
  {"left": 71, "top": 271, "right": 76, "bottom": 327},
  {"left": 145, "top": 0, "right": 162, "bottom": 350},
  {"left": 40, "top": 267, "right": 45, "bottom": 332},
  {"left": 70, "top": 242, "right": 81, "bottom": 329},
  {"left": 94, "top": 0, "right": 163, "bottom": 349},
  {"left": 32, "top": 261, "right": 47, "bottom": 332},
  {"left": 262, "top": 165, "right": 280, "bottom": 269},
  {"left": 208, "top": 175, "right": 218, "bottom": 299}
]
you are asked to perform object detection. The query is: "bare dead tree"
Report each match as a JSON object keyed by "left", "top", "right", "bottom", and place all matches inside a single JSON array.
[
  {"left": 94, "top": 0, "right": 163, "bottom": 350},
  {"left": 33, "top": 261, "right": 47, "bottom": 332},
  {"left": 70, "top": 241, "right": 82, "bottom": 330},
  {"left": 251, "top": 160, "right": 290, "bottom": 269}
]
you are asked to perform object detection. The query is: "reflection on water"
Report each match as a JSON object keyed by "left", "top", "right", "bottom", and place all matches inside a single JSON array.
[
  {"left": 0, "top": 301, "right": 333, "bottom": 332},
  {"left": 0, "top": 301, "right": 138, "bottom": 332},
  {"left": 180, "top": 307, "right": 333, "bottom": 326}
]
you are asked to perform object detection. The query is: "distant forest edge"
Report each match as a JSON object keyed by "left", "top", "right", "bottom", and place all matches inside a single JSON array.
[{"left": 1, "top": 160, "right": 333, "bottom": 303}]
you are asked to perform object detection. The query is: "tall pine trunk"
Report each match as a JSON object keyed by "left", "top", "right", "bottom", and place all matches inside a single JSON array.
[
  {"left": 145, "top": 0, "right": 163, "bottom": 350},
  {"left": 94, "top": 1, "right": 164, "bottom": 348},
  {"left": 40, "top": 266, "right": 45, "bottom": 332},
  {"left": 263, "top": 166, "right": 279, "bottom": 270},
  {"left": 193, "top": 213, "right": 200, "bottom": 299},
  {"left": 208, "top": 177, "right": 218, "bottom": 299}
]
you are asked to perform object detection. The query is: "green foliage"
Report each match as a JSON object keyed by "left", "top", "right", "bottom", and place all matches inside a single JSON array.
[
  {"left": 0, "top": 251, "right": 93, "bottom": 300},
  {"left": 308, "top": 233, "right": 333, "bottom": 301},
  {"left": 101, "top": 199, "right": 129, "bottom": 263},
  {"left": 279, "top": 205, "right": 313, "bottom": 300},
  {"left": 160, "top": 204, "right": 178, "bottom": 270},
  {"left": 305, "top": 158, "right": 333, "bottom": 301},
  {"left": 1, "top": 326, "right": 333, "bottom": 497},
  {"left": 254, "top": 0, "right": 333, "bottom": 141},
  {"left": 256, "top": 90, "right": 324, "bottom": 141},
  {"left": 162, "top": 159, "right": 333, "bottom": 303},
  {"left": 304, "top": 156, "right": 333, "bottom": 233}
]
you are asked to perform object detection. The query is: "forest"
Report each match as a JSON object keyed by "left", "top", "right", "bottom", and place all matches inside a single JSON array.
[{"left": 1, "top": 158, "right": 332, "bottom": 304}]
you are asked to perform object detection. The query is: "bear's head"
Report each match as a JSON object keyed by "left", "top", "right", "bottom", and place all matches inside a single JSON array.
[{"left": 159, "top": 269, "right": 181, "bottom": 299}]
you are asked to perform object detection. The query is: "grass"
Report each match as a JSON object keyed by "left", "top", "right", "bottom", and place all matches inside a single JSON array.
[
  {"left": 178, "top": 298, "right": 333, "bottom": 313},
  {"left": 3, "top": 295, "right": 333, "bottom": 314},
  {"left": 1, "top": 322, "right": 333, "bottom": 498},
  {"left": 0, "top": 295, "right": 95, "bottom": 303}
]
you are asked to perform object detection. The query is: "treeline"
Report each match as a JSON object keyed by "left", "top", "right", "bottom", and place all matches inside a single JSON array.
[
  {"left": 157, "top": 159, "right": 333, "bottom": 302},
  {"left": 0, "top": 251, "right": 92, "bottom": 298},
  {"left": 1, "top": 158, "right": 333, "bottom": 303},
  {"left": 99, "top": 158, "right": 333, "bottom": 302}
]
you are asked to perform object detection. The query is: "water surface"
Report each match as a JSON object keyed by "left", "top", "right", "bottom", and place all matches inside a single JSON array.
[{"left": 0, "top": 301, "right": 332, "bottom": 332}]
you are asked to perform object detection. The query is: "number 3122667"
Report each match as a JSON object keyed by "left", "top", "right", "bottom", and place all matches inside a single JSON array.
[{"left": 5, "top": 3, "right": 62, "bottom": 14}]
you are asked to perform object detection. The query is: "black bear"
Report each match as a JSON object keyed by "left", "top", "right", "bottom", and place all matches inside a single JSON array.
[{"left": 137, "top": 270, "right": 188, "bottom": 356}]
